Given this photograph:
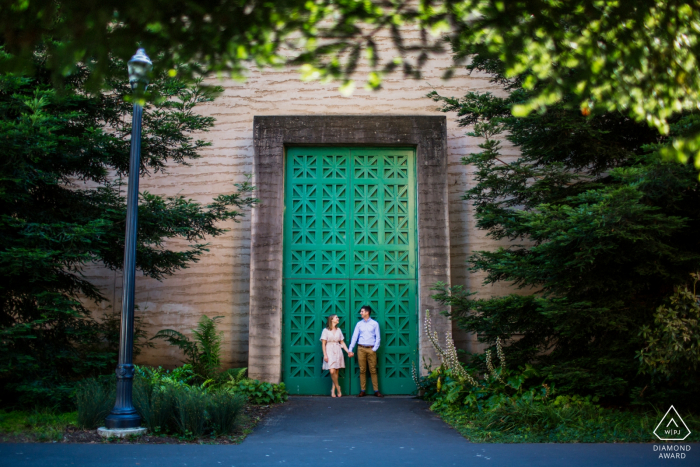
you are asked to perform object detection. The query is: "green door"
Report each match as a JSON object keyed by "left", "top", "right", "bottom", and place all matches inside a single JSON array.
[{"left": 283, "top": 147, "right": 417, "bottom": 395}]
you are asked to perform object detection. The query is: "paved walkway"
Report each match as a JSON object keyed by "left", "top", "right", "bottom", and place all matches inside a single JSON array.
[{"left": 1, "top": 397, "right": 696, "bottom": 466}]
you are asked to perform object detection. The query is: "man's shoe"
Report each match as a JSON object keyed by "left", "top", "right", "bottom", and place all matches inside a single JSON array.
[
  {"left": 357, "top": 391, "right": 366, "bottom": 397},
  {"left": 374, "top": 391, "right": 384, "bottom": 398}
]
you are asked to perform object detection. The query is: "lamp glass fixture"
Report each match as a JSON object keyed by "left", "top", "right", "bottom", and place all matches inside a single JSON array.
[{"left": 128, "top": 49, "right": 153, "bottom": 87}]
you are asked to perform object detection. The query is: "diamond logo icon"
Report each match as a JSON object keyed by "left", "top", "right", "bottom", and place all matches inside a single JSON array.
[{"left": 654, "top": 405, "right": 691, "bottom": 441}]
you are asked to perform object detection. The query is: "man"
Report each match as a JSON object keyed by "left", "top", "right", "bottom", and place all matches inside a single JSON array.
[{"left": 348, "top": 305, "right": 384, "bottom": 397}]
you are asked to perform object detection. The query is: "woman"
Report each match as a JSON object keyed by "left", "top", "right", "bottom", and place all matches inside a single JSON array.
[{"left": 320, "top": 314, "right": 353, "bottom": 397}]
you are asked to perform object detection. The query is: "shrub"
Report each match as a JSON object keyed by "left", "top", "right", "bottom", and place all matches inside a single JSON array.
[
  {"left": 12, "top": 379, "right": 76, "bottom": 411},
  {"left": 208, "top": 392, "right": 246, "bottom": 435},
  {"left": 215, "top": 367, "right": 247, "bottom": 386},
  {"left": 152, "top": 316, "right": 224, "bottom": 381},
  {"left": 475, "top": 395, "right": 602, "bottom": 433},
  {"left": 638, "top": 273, "right": 700, "bottom": 384},
  {"left": 70, "top": 365, "right": 275, "bottom": 437},
  {"left": 74, "top": 378, "right": 114, "bottom": 429},
  {"left": 133, "top": 376, "right": 175, "bottom": 433},
  {"left": 135, "top": 364, "right": 197, "bottom": 389},
  {"left": 225, "top": 378, "right": 288, "bottom": 405},
  {"left": 417, "top": 310, "right": 548, "bottom": 412},
  {"left": 173, "top": 387, "right": 209, "bottom": 437}
]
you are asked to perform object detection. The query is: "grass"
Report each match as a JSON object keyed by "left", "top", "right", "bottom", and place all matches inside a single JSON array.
[
  {"left": 0, "top": 402, "right": 273, "bottom": 444},
  {"left": 433, "top": 403, "right": 700, "bottom": 443},
  {"left": 0, "top": 409, "right": 78, "bottom": 442}
]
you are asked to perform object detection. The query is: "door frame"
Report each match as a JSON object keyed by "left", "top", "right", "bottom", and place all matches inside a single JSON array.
[{"left": 249, "top": 116, "right": 451, "bottom": 384}]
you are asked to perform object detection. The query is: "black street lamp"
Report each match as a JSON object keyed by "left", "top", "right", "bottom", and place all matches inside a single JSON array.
[{"left": 104, "top": 48, "right": 152, "bottom": 430}]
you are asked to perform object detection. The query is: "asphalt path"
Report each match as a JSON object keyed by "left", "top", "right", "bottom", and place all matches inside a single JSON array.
[{"left": 1, "top": 397, "right": 697, "bottom": 467}]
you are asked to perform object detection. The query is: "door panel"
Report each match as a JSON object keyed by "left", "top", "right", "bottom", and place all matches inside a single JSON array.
[
  {"left": 283, "top": 147, "right": 417, "bottom": 395},
  {"left": 283, "top": 280, "right": 352, "bottom": 395}
]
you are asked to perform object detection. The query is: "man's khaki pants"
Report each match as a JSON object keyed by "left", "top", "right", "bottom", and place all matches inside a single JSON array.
[{"left": 357, "top": 346, "right": 379, "bottom": 391}]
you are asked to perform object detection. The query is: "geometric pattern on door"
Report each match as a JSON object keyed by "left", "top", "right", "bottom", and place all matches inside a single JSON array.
[{"left": 283, "top": 147, "right": 417, "bottom": 395}]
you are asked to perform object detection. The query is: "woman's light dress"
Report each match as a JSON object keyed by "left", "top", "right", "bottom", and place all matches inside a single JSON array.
[{"left": 320, "top": 328, "right": 345, "bottom": 370}]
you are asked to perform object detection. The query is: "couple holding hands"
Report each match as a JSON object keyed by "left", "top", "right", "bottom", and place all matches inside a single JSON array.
[{"left": 320, "top": 305, "right": 384, "bottom": 398}]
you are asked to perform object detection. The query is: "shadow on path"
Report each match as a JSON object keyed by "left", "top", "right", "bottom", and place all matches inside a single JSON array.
[{"left": 0, "top": 396, "right": 696, "bottom": 466}]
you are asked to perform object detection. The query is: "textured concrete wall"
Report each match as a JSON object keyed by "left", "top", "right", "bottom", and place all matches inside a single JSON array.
[{"left": 82, "top": 47, "right": 510, "bottom": 370}]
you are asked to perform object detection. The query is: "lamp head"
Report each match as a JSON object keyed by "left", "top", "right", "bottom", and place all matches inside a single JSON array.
[{"left": 128, "top": 48, "right": 152, "bottom": 89}]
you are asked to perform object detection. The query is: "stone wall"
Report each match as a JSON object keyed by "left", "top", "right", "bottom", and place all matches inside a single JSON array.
[{"left": 82, "top": 48, "right": 513, "bottom": 370}]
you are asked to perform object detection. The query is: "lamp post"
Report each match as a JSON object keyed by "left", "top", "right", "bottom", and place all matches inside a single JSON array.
[{"left": 104, "top": 48, "right": 152, "bottom": 430}]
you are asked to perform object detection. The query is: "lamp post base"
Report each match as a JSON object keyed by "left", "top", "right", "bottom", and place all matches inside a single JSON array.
[
  {"left": 104, "top": 409, "right": 141, "bottom": 430},
  {"left": 97, "top": 426, "right": 147, "bottom": 439}
]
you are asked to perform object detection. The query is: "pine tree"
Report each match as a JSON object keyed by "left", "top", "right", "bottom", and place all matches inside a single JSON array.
[
  {"left": 0, "top": 52, "right": 256, "bottom": 407},
  {"left": 430, "top": 55, "right": 700, "bottom": 400}
]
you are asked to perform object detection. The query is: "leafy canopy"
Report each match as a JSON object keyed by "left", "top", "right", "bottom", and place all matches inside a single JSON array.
[
  {"left": 4, "top": 0, "right": 700, "bottom": 169},
  {"left": 3, "top": 1, "right": 700, "bottom": 168},
  {"left": 447, "top": 0, "right": 700, "bottom": 169},
  {"left": 0, "top": 0, "right": 451, "bottom": 93}
]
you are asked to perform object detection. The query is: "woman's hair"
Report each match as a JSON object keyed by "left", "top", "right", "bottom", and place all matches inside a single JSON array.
[{"left": 326, "top": 314, "right": 338, "bottom": 330}]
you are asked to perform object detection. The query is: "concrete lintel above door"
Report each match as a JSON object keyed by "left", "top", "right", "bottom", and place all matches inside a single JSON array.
[{"left": 250, "top": 116, "right": 451, "bottom": 383}]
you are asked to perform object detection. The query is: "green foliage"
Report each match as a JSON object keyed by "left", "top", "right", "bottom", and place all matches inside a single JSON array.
[
  {"left": 207, "top": 391, "right": 246, "bottom": 435},
  {"left": 173, "top": 387, "right": 209, "bottom": 438},
  {"left": 638, "top": 273, "right": 700, "bottom": 383},
  {"left": 420, "top": 311, "right": 550, "bottom": 412},
  {"left": 0, "top": 1, "right": 449, "bottom": 93},
  {"left": 0, "top": 409, "right": 78, "bottom": 442},
  {"left": 133, "top": 376, "right": 175, "bottom": 433},
  {"left": 151, "top": 318, "right": 288, "bottom": 405},
  {"left": 435, "top": 398, "right": 700, "bottom": 443},
  {"left": 74, "top": 365, "right": 252, "bottom": 436},
  {"left": 135, "top": 364, "right": 198, "bottom": 389},
  {"left": 4, "top": 2, "right": 700, "bottom": 168},
  {"left": 224, "top": 378, "right": 288, "bottom": 405},
  {"left": 152, "top": 316, "right": 224, "bottom": 382},
  {"left": 74, "top": 378, "right": 114, "bottom": 430},
  {"left": 418, "top": 326, "right": 700, "bottom": 443},
  {"left": 430, "top": 52, "right": 700, "bottom": 401},
  {"left": 0, "top": 54, "right": 256, "bottom": 407},
  {"left": 447, "top": 1, "right": 700, "bottom": 168},
  {"left": 217, "top": 368, "right": 248, "bottom": 386}
]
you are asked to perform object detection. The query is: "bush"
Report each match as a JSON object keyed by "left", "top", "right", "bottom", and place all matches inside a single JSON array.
[
  {"left": 208, "top": 392, "right": 246, "bottom": 435},
  {"left": 225, "top": 378, "right": 288, "bottom": 405},
  {"left": 74, "top": 378, "right": 114, "bottom": 429},
  {"left": 134, "top": 364, "right": 256, "bottom": 436},
  {"left": 12, "top": 379, "right": 76, "bottom": 412},
  {"left": 416, "top": 311, "right": 700, "bottom": 442},
  {"left": 72, "top": 364, "right": 283, "bottom": 438},
  {"left": 135, "top": 364, "right": 197, "bottom": 389},
  {"left": 173, "top": 387, "right": 209, "bottom": 437},
  {"left": 152, "top": 316, "right": 224, "bottom": 382},
  {"left": 216, "top": 367, "right": 247, "bottom": 385},
  {"left": 638, "top": 273, "right": 700, "bottom": 384},
  {"left": 435, "top": 396, "right": 700, "bottom": 443},
  {"left": 417, "top": 311, "right": 549, "bottom": 411},
  {"left": 133, "top": 377, "right": 175, "bottom": 433}
]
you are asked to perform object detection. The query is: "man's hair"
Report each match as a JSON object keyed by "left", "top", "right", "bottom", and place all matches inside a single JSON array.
[{"left": 360, "top": 305, "right": 373, "bottom": 315}]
